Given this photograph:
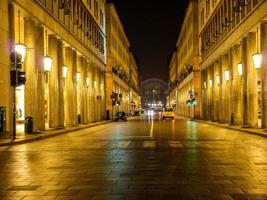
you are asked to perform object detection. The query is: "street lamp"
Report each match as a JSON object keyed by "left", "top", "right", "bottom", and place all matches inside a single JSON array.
[
  {"left": 86, "top": 77, "right": 89, "bottom": 87},
  {"left": 76, "top": 72, "right": 80, "bottom": 82},
  {"left": 237, "top": 63, "right": 242, "bottom": 76},
  {"left": 63, "top": 65, "right": 68, "bottom": 78},
  {"left": 216, "top": 75, "right": 220, "bottom": 86},
  {"left": 209, "top": 80, "right": 213, "bottom": 88},
  {"left": 224, "top": 70, "right": 230, "bottom": 81},
  {"left": 15, "top": 43, "right": 26, "bottom": 63},
  {"left": 253, "top": 53, "right": 262, "bottom": 69},
  {"left": 44, "top": 56, "right": 52, "bottom": 73}
]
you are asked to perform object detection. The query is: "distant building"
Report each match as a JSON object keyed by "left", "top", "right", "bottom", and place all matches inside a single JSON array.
[
  {"left": 141, "top": 79, "right": 168, "bottom": 110},
  {"left": 168, "top": 0, "right": 200, "bottom": 118},
  {"left": 105, "top": 3, "right": 141, "bottom": 118}
]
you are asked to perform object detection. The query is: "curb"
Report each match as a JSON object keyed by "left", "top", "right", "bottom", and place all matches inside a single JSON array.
[
  {"left": 0, "top": 120, "right": 112, "bottom": 147},
  {"left": 191, "top": 119, "right": 267, "bottom": 138}
]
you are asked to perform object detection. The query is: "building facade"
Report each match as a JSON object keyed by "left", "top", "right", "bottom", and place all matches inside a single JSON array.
[
  {"left": 168, "top": 51, "right": 178, "bottom": 112},
  {"left": 105, "top": 3, "right": 140, "bottom": 118},
  {"left": 199, "top": 0, "right": 267, "bottom": 128},
  {"left": 0, "top": 0, "right": 106, "bottom": 137},
  {"left": 129, "top": 53, "right": 141, "bottom": 114},
  {"left": 169, "top": 0, "right": 200, "bottom": 118},
  {"left": 141, "top": 79, "right": 168, "bottom": 110}
]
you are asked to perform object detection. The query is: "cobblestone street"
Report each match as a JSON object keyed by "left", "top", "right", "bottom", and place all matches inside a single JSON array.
[{"left": 1, "top": 116, "right": 267, "bottom": 199}]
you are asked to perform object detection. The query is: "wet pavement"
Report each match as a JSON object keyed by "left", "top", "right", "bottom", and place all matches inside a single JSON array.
[{"left": 1, "top": 115, "right": 267, "bottom": 199}]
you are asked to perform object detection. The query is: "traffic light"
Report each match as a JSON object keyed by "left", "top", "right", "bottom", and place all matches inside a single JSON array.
[
  {"left": 10, "top": 70, "right": 26, "bottom": 87},
  {"left": 10, "top": 70, "right": 17, "bottom": 86},
  {"left": 18, "top": 71, "right": 26, "bottom": 86}
]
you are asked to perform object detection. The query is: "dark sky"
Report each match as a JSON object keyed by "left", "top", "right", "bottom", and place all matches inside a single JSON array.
[{"left": 112, "top": 0, "right": 189, "bottom": 82}]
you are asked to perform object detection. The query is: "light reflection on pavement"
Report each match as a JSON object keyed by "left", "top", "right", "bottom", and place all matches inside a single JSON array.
[{"left": 0, "top": 115, "right": 267, "bottom": 199}]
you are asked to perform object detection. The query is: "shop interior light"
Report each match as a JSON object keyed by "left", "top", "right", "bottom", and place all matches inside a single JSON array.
[
  {"left": 204, "top": 82, "right": 207, "bottom": 89},
  {"left": 209, "top": 80, "right": 213, "bottom": 88},
  {"left": 44, "top": 56, "right": 52, "bottom": 72},
  {"left": 225, "top": 70, "right": 230, "bottom": 81},
  {"left": 63, "top": 65, "right": 68, "bottom": 78},
  {"left": 76, "top": 72, "right": 81, "bottom": 82},
  {"left": 94, "top": 80, "right": 97, "bottom": 88},
  {"left": 253, "top": 53, "right": 262, "bottom": 69},
  {"left": 15, "top": 43, "right": 26, "bottom": 63},
  {"left": 86, "top": 77, "right": 89, "bottom": 87},
  {"left": 237, "top": 63, "right": 243, "bottom": 76},
  {"left": 216, "top": 75, "right": 220, "bottom": 86}
]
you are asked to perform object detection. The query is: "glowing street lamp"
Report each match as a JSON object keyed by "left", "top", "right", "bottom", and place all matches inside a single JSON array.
[
  {"left": 253, "top": 53, "right": 262, "bottom": 69},
  {"left": 204, "top": 82, "right": 207, "bottom": 89},
  {"left": 209, "top": 80, "right": 213, "bottom": 88},
  {"left": 15, "top": 43, "right": 26, "bottom": 63},
  {"left": 44, "top": 56, "right": 52, "bottom": 73},
  {"left": 237, "top": 63, "right": 242, "bottom": 76},
  {"left": 86, "top": 77, "right": 90, "bottom": 87},
  {"left": 63, "top": 65, "right": 68, "bottom": 78},
  {"left": 225, "top": 70, "right": 230, "bottom": 81},
  {"left": 216, "top": 75, "right": 220, "bottom": 86},
  {"left": 76, "top": 72, "right": 81, "bottom": 82}
]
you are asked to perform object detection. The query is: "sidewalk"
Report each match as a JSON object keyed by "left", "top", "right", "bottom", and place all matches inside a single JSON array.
[
  {"left": 0, "top": 120, "right": 112, "bottom": 147},
  {"left": 190, "top": 118, "right": 267, "bottom": 138}
]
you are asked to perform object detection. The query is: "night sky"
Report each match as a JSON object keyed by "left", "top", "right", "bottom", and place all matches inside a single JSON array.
[{"left": 112, "top": 0, "right": 189, "bottom": 83}]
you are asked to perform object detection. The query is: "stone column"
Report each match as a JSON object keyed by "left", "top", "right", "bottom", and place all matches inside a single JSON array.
[
  {"left": 241, "top": 37, "right": 248, "bottom": 126},
  {"left": 247, "top": 32, "right": 258, "bottom": 127},
  {"left": 72, "top": 50, "right": 78, "bottom": 125},
  {"left": 1, "top": 0, "right": 12, "bottom": 136},
  {"left": 228, "top": 48, "right": 233, "bottom": 124},
  {"left": 48, "top": 35, "right": 59, "bottom": 128},
  {"left": 58, "top": 40, "right": 64, "bottom": 128},
  {"left": 24, "top": 18, "right": 38, "bottom": 132},
  {"left": 35, "top": 25, "right": 45, "bottom": 131},
  {"left": 64, "top": 47, "right": 73, "bottom": 127},
  {"left": 218, "top": 57, "right": 223, "bottom": 122},
  {"left": 261, "top": 23, "right": 267, "bottom": 128}
]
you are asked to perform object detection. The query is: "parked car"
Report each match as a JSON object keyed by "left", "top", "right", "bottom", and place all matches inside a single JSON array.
[
  {"left": 114, "top": 112, "right": 127, "bottom": 121},
  {"left": 162, "top": 108, "right": 174, "bottom": 120},
  {"left": 133, "top": 111, "right": 140, "bottom": 116}
]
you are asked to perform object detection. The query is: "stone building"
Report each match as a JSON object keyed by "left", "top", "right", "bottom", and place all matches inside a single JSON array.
[
  {"left": 105, "top": 3, "right": 140, "bottom": 118},
  {"left": 129, "top": 53, "right": 141, "bottom": 114},
  {"left": 169, "top": 0, "right": 200, "bottom": 118},
  {"left": 168, "top": 51, "right": 178, "bottom": 113},
  {"left": 141, "top": 79, "right": 168, "bottom": 110},
  {"left": 199, "top": 0, "right": 267, "bottom": 128},
  {"left": 0, "top": 0, "right": 106, "bottom": 137}
]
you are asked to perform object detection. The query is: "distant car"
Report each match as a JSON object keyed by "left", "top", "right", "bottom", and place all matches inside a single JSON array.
[
  {"left": 114, "top": 112, "right": 127, "bottom": 121},
  {"left": 162, "top": 108, "right": 174, "bottom": 120},
  {"left": 133, "top": 111, "right": 140, "bottom": 116}
]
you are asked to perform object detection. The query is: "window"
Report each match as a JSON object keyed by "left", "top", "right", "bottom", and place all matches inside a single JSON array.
[{"left": 94, "top": 0, "right": 99, "bottom": 19}]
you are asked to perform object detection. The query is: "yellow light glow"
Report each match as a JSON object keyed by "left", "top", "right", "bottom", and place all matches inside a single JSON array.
[
  {"left": 76, "top": 72, "right": 81, "bottom": 82},
  {"left": 209, "top": 80, "right": 213, "bottom": 87},
  {"left": 204, "top": 82, "right": 207, "bottom": 89},
  {"left": 216, "top": 75, "right": 220, "bottom": 86},
  {"left": 237, "top": 63, "right": 242, "bottom": 76},
  {"left": 94, "top": 80, "right": 97, "bottom": 88},
  {"left": 44, "top": 56, "right": 52, "bottom": 72},
  {"left": 253, "top": 53, "right": 262, "bottom": 69},
  {"left": 225, "top": 70, "right": 230, "bottom": 81},
  {"left": 86, "top": 77, "right": 89, "bottom": 87},
  {"left": 15, "top": 43, "right": 26, "bottom": 63},
  {"left": 100, "top": 83, "right": 103, "bottom": 90},
  {"left": 63, "top": 65, "right": 68, "bottom": 78}
]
